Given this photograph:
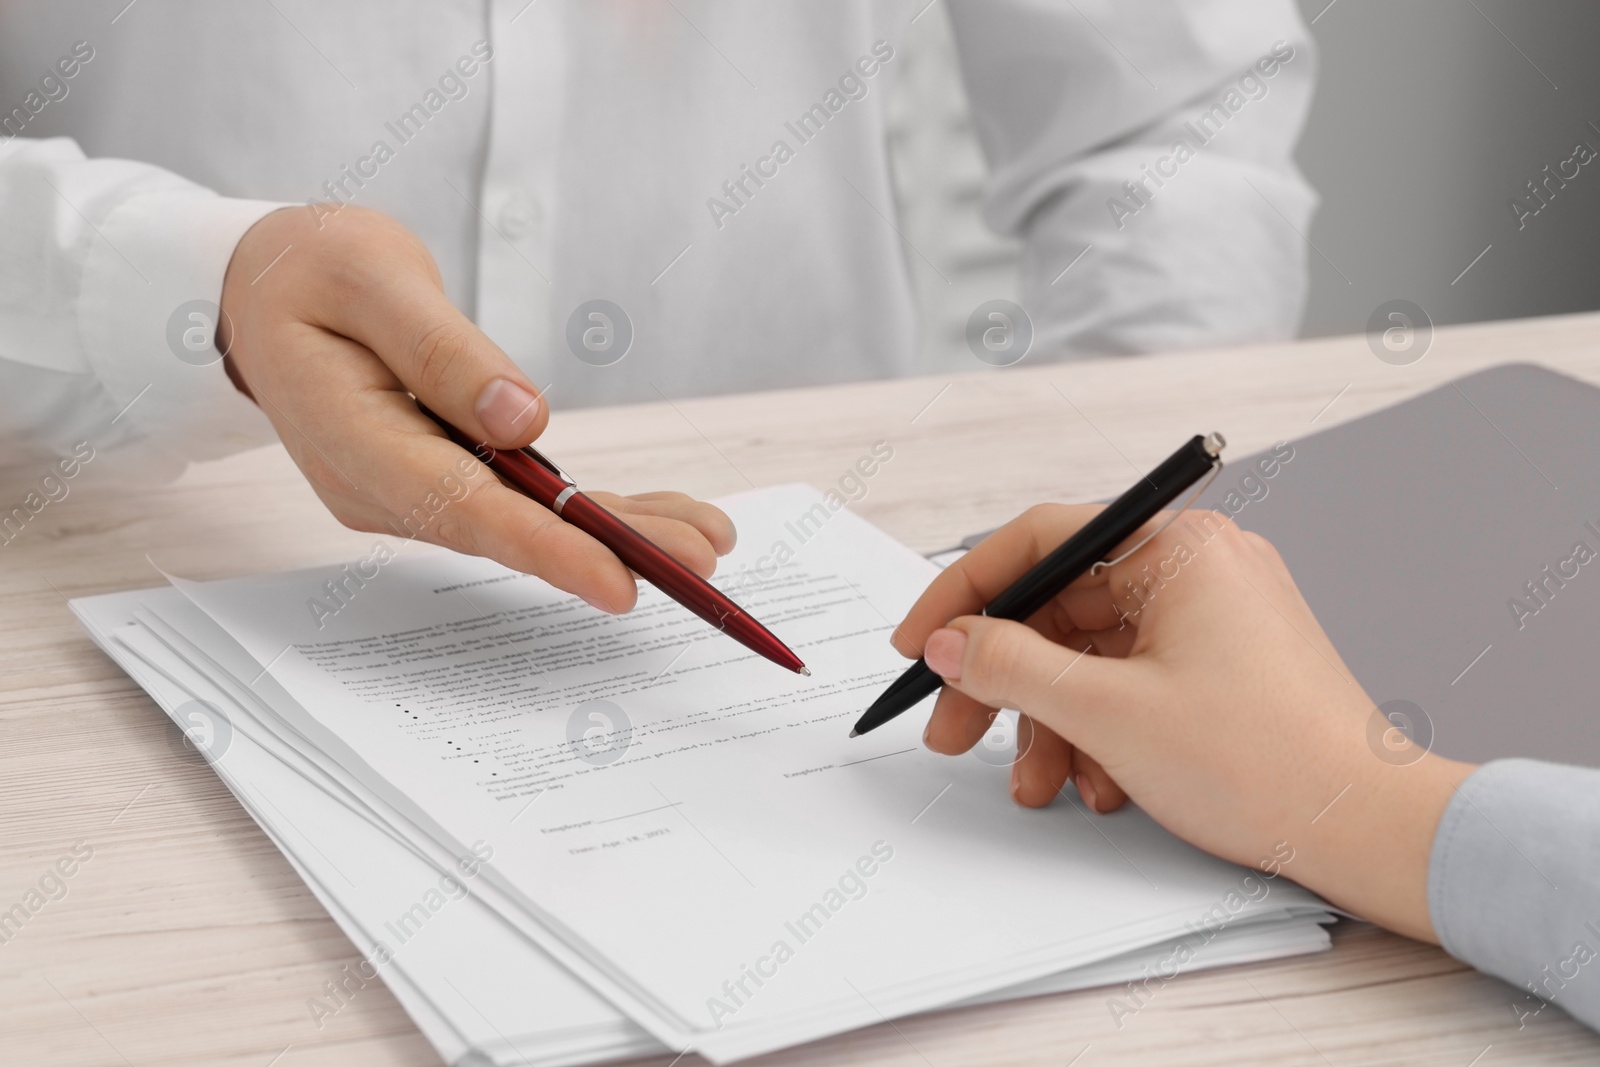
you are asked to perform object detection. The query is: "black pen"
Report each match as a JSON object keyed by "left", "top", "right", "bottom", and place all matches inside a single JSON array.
[{"left": 850, "top": 433, "right": 1226, "bottom": 737}]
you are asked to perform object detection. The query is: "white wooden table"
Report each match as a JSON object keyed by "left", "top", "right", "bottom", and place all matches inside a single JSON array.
[{"left": 6, "top": 313, "right": 1600, "bottom": 1066}]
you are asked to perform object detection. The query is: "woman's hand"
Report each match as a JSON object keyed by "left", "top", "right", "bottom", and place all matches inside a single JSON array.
[
  {"left": 219, "top": 206, "right": 734, "bottom": 612},
  {"left": 895, "top": 504, "right": 1474, "bottom": 941}
]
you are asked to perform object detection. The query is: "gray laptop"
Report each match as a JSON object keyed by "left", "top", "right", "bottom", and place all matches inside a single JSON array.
[{"left": 1190, "top": 363, "right": 1598, "bottom": 767}]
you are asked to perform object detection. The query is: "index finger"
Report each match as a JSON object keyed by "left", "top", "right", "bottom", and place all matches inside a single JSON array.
[
  {"left": 362, "top": 420, "right": 646, "bottom": 611},
  {"left": 894, "top": 503, "right": 1115, "bottom": 657}
]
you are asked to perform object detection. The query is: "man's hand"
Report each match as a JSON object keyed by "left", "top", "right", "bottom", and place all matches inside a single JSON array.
[{"left": 218, "top": 206, "right": 734, "bottom": 612}]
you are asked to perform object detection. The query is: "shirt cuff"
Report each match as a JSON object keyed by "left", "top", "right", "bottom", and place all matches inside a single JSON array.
[
  {"left": 1428, "top": 758, "right": 1600, "bottom": 1023},
  {"left": 77, "top": 189, "right": 290, "bottom": 466}
]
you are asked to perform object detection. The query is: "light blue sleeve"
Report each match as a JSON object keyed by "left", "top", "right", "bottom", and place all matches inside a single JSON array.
[{"left": 1428, "top": 758, "right": 1600, "bottom": 1032}]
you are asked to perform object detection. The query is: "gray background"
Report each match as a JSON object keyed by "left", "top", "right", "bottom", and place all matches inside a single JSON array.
[
  {"left": 1292, "top": 0, "right": 1600, "bottom": 338},
  {"left": 889, "top": 0, "right": 1600, "bottom": 365}
]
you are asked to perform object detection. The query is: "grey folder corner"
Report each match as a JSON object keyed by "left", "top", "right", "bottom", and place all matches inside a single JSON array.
[{"left": 1194, "top": 363, "right": 1599, "bottom": 768}]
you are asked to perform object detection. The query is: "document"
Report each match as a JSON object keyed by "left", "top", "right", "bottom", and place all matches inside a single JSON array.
[
  {"left": 147, "top": 485, "right": 1330, "bottom": 1061},
  {"left": 75, "top": 579, "right": 1330, "bottom": 1066}
]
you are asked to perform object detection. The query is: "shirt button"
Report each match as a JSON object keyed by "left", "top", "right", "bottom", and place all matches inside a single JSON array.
[{"left": 499, "top": 190, "right": 544, "bottom": 240}]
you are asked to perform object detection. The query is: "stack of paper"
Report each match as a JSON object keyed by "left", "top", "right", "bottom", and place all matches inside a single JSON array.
[{"left": 73, "top": 484, "right": 1334, "bottom": 1065}]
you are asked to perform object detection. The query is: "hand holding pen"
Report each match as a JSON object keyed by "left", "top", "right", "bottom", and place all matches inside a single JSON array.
[
  {"left": 219, "top": 206, "right": 734, "bottom": 618},
  {"left": 420, "top": 404, "right": 807, "bottom": 674},
  {"left": 885, "top": 462, "right": 1474, "bottom": 945},
  {"left": 853, "top": 434, "right": 1224, "bottom": 736}
]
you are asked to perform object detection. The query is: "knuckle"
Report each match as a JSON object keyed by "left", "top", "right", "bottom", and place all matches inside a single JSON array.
[
  {"left": 410, "top": 320, "right": 474, "bottom": 393},
  {"left": 1019, "top": 502, "right": 1068, "bottom": 556},
  {"left": 315, "top": 208, "right": 432, "bottom": 290},
  {"left": 330, "top": 507, "right": 382, "bottom": 536},
  {"left": 334, "top": 205, "right": 408, "bottom": 244},
  {"left": 310, "top": 205, "right": 379, "bottom": 263},
  {"left": 1244, "top": 529, "right": 1283, "bottom": 560},
  {"left": 1021, "top": 502, "right": 1064, "bottom": 528},
  {"left": 510, "top": 514, "right": 568, "bottom": 574},
  {"left": 427, "top": 510, "right": 481, "bottom": 558},
  {"left": 1219, "top": 521, "right": 1261, "bottom": 561}
]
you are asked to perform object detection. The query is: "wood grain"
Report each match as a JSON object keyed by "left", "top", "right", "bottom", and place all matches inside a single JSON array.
[{"left": 5, "top": 312, "right": 1600, "bottom": 1066}]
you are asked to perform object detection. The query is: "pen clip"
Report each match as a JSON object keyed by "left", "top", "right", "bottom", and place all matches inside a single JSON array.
[
  {"left": 519, "top": 445, "right": 576, "bottom": 486},
  {"left": 1088, "top": 458, "right": 1224, "bottom": 575}
]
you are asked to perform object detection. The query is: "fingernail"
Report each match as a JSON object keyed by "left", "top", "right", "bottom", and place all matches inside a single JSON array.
[
  {"left": 923, "top": 628, "right": 966, "bottom": 680},
  {"left": 1076, "top": 773, "right": 1098, "bottom": 812},
  {"left": 475, "top": 378, "right": 541, "bottom": 443},
  {"left": 582, "top": 595, "right": 612, "bottom": 614},
  {"left": 922, "top": 720, "right": 933, "bottom": 747}
]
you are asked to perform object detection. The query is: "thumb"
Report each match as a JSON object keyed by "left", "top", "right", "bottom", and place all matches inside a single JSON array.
[
  {"left": 395, "top": 290, "right": 547, "bottom": 449},
  {"left": 924, "top": 616, "right": 1135, "bottom": 746},
  {"left": 340, "top": 272, "right": 549, "bottom": 450}
]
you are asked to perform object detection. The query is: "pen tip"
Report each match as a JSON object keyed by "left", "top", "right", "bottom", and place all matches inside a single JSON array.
[
  {"left": 799, "top": 666, "right": 811, "bottom": 676},
  {"left": 848, "top": 728, "right": 860, "bottom": 738}
]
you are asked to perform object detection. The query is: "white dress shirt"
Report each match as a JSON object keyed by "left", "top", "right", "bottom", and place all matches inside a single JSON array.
[{"left": 0, "top": 0, "right": 1315, "bottom": 483}]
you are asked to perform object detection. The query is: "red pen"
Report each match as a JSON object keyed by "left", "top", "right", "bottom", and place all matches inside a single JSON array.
[{"left": 419, "top": 404, "right": 808, "bottom": 675}]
